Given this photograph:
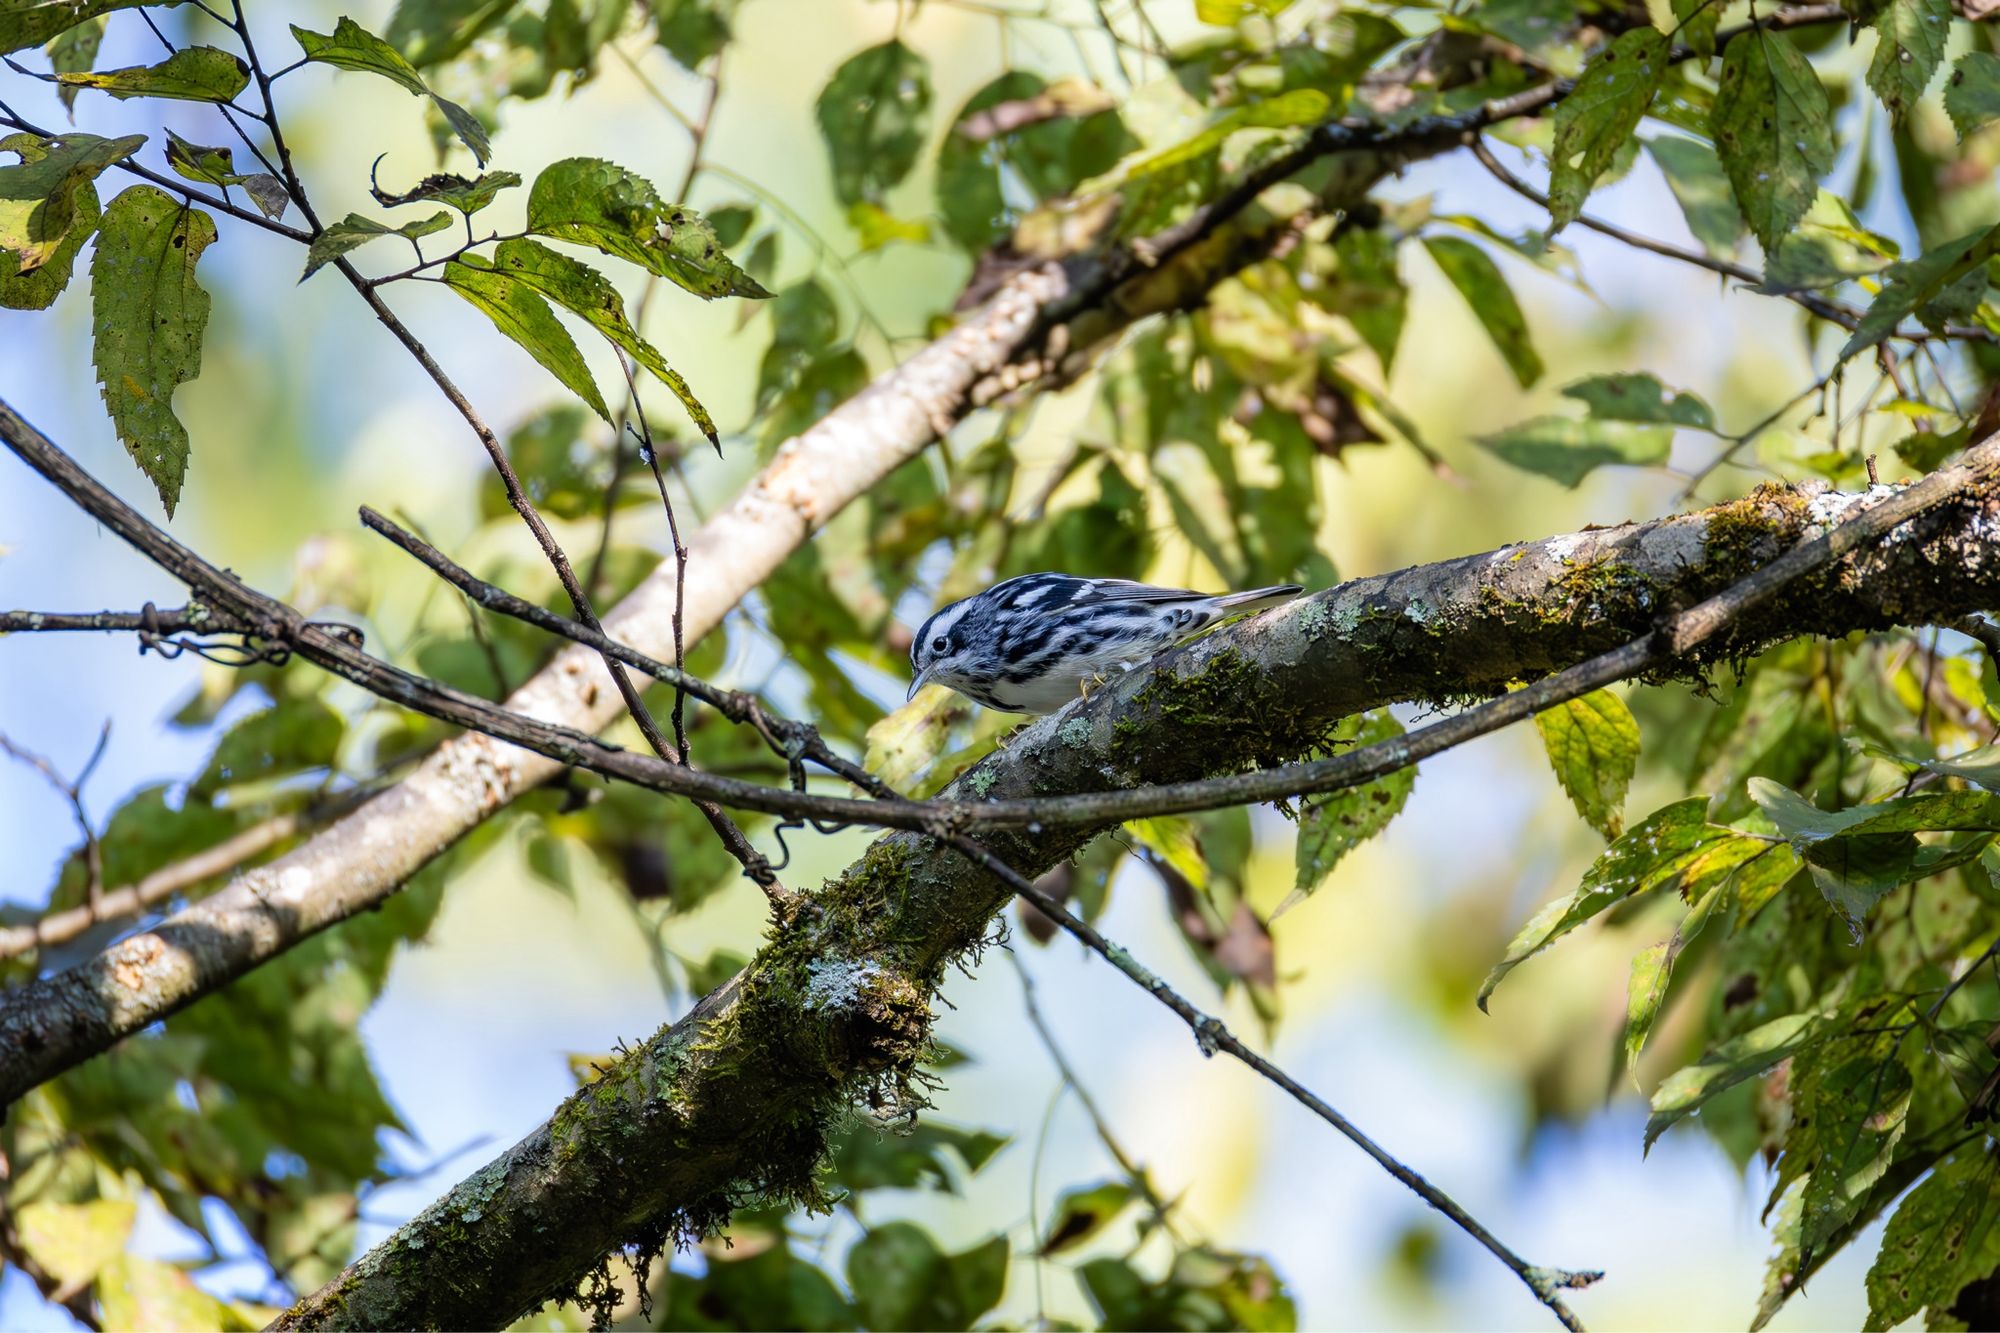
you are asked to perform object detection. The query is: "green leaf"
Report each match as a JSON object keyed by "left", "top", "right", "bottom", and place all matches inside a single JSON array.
[
  {"left": 15, "top": 1198, "right": 136, "bottom": 1288},
  {"left": 1645, "top": 136, "right": 1741, "bottom": 259},
  {"left": 442, "top": 254, "right": 612, "bottom": 422},
  {"left": 301, "top": 211, "right": 451, "bottom": 281},
  {"left": 1645, "top": 1010, "right": 1833, "bottom": 1149},
  {"left": 1291, "top": 710, "right": 1415, "bottom": 902},
  {"left": 1760, "top": 191, "right": 1898, "bottom": 294},
  {"left": 97, "top": 1255, "right": 240, "bottom": 1332},
  {"left": 1623, "top": 878, "right": 1725, "bottom": 1071},
  {"left": 47, "top": 15, "right": 106, "bottom": 116},
  {"left": 1196, "top": 0, "right": 1294, "bottom": 22},
  {"left": 1945, "top": 51, "right": 2000, "bottom": 139},
  {"left": 1711, "top": 29, "right": 1835, "bottom": 252},
  {"left": 1865, "top": 0, "right": 1950, "bottom": 121},
  {"left": 1479, "top": 798, "right": 1786, "bottom": 1009},
  {"left": 164, "top": 131, "right": 288, "bottom": 220},
  {"left": 813, "top": 40, "right": 933, "bottom": 207},
  {"left": 382, "top": 0, "right": 512, "bottom": 68},
  {"left": 1422, "top": 236, "right": 1542, "bottom": 387},
  {"left": 662, "top": 1242, "right": 854, "bottom": 1332},
  {"left": 0, "top": 0, "right": 172, "bottom": 56},
  {"left": 0, "top": 129, "right": 143, "bottom": 269},
  {"left": 846, "top": 1223, "right": 1008, "bottom": 1332},
  {"left": 652, "top": 0, "right": 732, "bottom": 70},
  {"left": 0, "top": 175, "right": 94, "bottom": 309},
  {"left": 525, "top": 157, "right": 771, "bottom": 299},
  {"left": 1040, "top": 1181, "right": 1137, "bottom": 1256},
  {"left": 491, "top": 236, "right": 718, "bottom": 444},
  {"left": 1478, "top": 415, "right": 1671, "bottom": 486},
  {"left": 845, "top": 200, "right": 930, "bottom": 251},
  {"left": 90, "top": 185, "right": 215, "bottom": 517},
  {"left": 1799, "top": 1053, "right": 1913, "bottom": 1263},
  {"left": 193, "top": 700, "right": 345, "bottom": 798},
  {"left": 826, "top": 1120, "right": 1008, "bottom": 1196},
  {"left": 1840, "top": 224, "right": 2000, "bottom": 359},
  {"left": 1561, "top": 372, "right": 1715, "bottom": 429},
  {"left": 1670, "top": 0, "right": 1718, "bottom": 57},
  {"left": 290, "top": 16, "right": 489, "bottom": 165},
  {"left": 58, "top": 46, "right": 249, "bottom": 104},
  {"left": 1321, "top": 225, "right": 1405, "bottom": 373},
  {"left": 1536, "top": 689, "right": 1641, "bottom": 837},
  {"left": 371, "top": 168, "right": 519, "bottom": 217},
  {"left": 1549, "top": 29, "right": 1669, "bottom": 230},
  {"left": 1864, "top": 1147, "right": 2000, "bottom": 1331}
]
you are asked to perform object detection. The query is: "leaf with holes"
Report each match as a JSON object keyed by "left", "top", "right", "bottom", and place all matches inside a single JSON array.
[
  {"left": 491, "top": 237, "right": 717, "bottom": 444},
  {"left": 1946, "top": 51, "right": 2000, "bottom": 140},
  {"left": 59, "top": 46, "right": 249, "bottom": 103},
  {"left": 1423, "top": 236, "right": 1542, "bottom": 387},
  {"left": 1290, "top": 710, "right": 1415, "bottom": 904},
  {"left": 526, "top": 157, "right": 770, "bottom": 299},
  {"left": 371, "top": 168, "right": 519, "bottom": 218},
  {"left": 443, "top": 255, "right": 611, "bottom": 423},
  {"left": 0, "top": 0, "right": 169, "bottom": 55},
  {"left": 90, "top": 186, "right": 214, "bottom": 516},
  {"left": 164, "top": 130, "right": 288, "bottom": 220},
  {"left": 1865, "top": 0, "right": 1951, "bottom": 121},
  {"left": 1646, "top": 1010, "right": 1835, "bottom": 1149},
  {"left": 1549, "top": 29, "right": 1669, "bottom": 230},
  {"left": 0, "top": 130, "right": 143, "bottom": 270},
  {"left": 1711, "top": 29, "right": 1834, "bottom": 252},
  {"left": 1864, "top": 1146, "right": 2000, "bottom": 1330}
]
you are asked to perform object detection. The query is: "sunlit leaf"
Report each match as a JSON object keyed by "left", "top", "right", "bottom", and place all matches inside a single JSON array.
[
  {"left": 56, "top": 45, "right": 247, "bottom": 104},
  {"left": 1623, "top": 878, "right": 1724, "bottom": 1071},
  {"left": 371, "top": 167, "right": 519, "bottom": 217},
  {"left": 1536, "top": 689, "right": 1641, "bottom": 838},
  {"left": 89, "top": 185, "right": 214, "bottom": 516},
  {"left": 526, "top": 157, "right": 771, "bottom": 299},
  {"left": 1798, "top": 1052, "right": 1913, "bottom": 1262},
  {"left": 97, "top": 1254, "right": 249, "bottom": 1332},
  {"left": 0, "top": 174, "right": 93, "bottom": 309},
  {"left": 0, "top": 129, "right": 143, "bottom": 269},
  {"left": 1645, "top": 1010, "right": 1835, "bottom": 1149},
  {"left": 15, "top": 1198, "right": 136, "bottom": 1288},
  {"left": 1480, "top": 798, "right": 1785, "bottom": 1008},
  {"left": 1841, "top": 224, "right": 2000, "bottom": 358}
]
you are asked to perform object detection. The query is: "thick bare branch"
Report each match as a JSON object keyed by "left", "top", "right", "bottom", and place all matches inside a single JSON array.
[{"left": 272, "top": 453, "right": 2000, "bottom": 1328}]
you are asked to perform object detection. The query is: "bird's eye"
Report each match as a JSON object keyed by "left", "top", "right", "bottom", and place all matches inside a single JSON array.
[{"left": 931, "top": 635, "right": 950, "bottom": 654}]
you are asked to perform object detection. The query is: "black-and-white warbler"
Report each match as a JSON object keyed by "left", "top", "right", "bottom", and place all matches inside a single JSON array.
[{"left": 907, "top": 573, "right": 1304, "bottom": 714}]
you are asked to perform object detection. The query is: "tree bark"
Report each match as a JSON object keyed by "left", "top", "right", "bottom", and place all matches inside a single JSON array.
[{"left": 277, "top": 474, "right": 2000, "bottom": 1330}]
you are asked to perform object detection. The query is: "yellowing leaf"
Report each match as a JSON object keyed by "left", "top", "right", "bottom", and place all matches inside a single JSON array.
[
  {"left": 1549, "top": 29, "right": 1669, "bottom": 230},
  {"left": 1535, "top": 688, "right": 1641, "bottom": 837},
  {"left": 59, "top": 46, "right": 249, "bottom": 103},
  {"left": 15, "top": 1198, "right": 136, "bottom": 1288}
]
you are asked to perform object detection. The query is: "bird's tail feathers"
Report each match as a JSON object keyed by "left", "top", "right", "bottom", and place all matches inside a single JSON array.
[{"left": 1215, "top": 584, "right": 1304, "bottom": 614}]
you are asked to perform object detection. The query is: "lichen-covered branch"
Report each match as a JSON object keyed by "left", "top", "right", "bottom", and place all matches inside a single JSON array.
[{"left": 278, "top": 471, "right": 2000, "bottom": 1330}]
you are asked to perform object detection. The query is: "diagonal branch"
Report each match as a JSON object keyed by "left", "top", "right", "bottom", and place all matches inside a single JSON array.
[{"left": 271, "top": 456, "right": 2000, "bottom": 1329}]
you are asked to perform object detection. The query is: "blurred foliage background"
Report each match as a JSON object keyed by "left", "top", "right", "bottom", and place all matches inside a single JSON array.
[{"left": 4, "top": 0, "right": 2000, "bottom": 1328}]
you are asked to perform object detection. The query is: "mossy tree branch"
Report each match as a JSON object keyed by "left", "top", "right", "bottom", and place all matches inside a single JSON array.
[{"left": 279, "top": 470, "right": 2000, "bottom": 1330}]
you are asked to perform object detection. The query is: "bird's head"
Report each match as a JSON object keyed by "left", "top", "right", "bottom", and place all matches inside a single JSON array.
[{"left": 907, "top": 598, "right": 976, "bottom": 701}]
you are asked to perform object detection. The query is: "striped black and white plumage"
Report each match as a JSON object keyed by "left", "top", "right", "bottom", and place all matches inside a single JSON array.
[{"left": 907, "top": 573, "right": 1304, "bottom": 714}]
